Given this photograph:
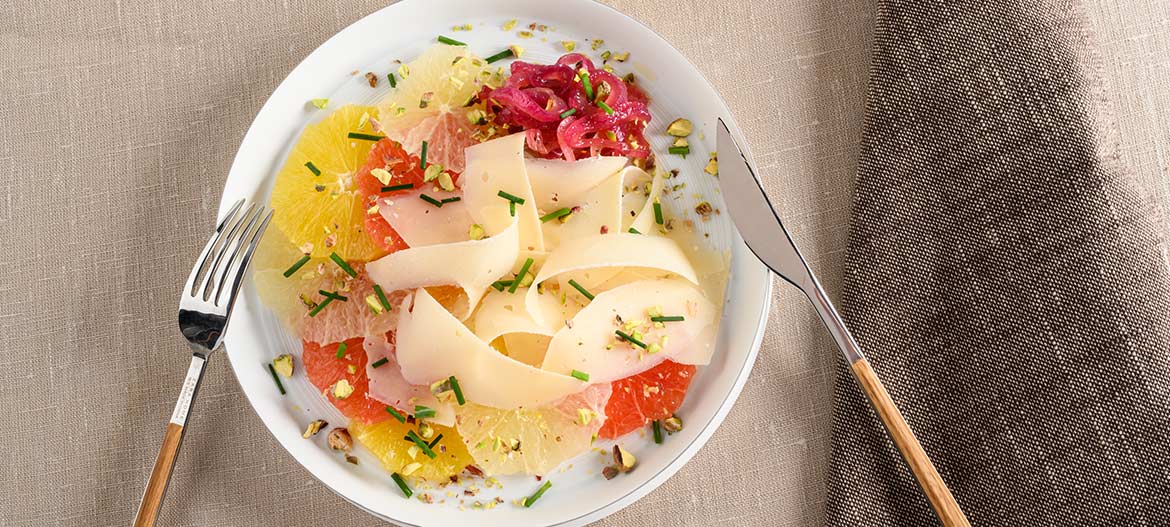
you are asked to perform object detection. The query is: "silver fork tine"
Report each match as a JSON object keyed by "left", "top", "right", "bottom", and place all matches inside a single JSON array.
[
  {"left": 184, "top": 199, "right": 245, "bottom": 297},
  {"left": 201, "top": 202, "right": 260, "bottom": 300},
  {"left": 214, "top": 206, "right": 271, "bottom": 305},
  {"left": 217, "top": 209, "right": 273, "bottom": 309}
]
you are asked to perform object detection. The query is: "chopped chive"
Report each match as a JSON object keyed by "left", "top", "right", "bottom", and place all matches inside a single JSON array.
[
  {"left": 653, "top": 201, "right": 664, "bottom": 225},
  {"left": 440, "top": 197, "right": 462, "bottom": 204},
  {"left": 335, "top": 341, "right": 348, "bottom": 359},
  {"left": 437, "top": 35, "right": 466, "bottom": 46},
  {"left": 427, "top": 433, "right": 444, "bottom": 449},
  {"left": 381, "top": 183, "right": 414, "bottom": 192},
  {"left": 524, "top": 481, "right": 552, "bottom": 507},
  {"left": 414, "top": 405, "right": 437, "bottom": 419},
  {"left": 348, "top": 131, "right": 385, "bottom": 141},
  {"left": 373, "top": 284, "right": 392, "bottom": 311},
  {"left": 596, "top": 100, "right": 614, "bottom": 115},
  {"left": 615, "top": 329, "right": 647, "bottom": 349},
  {"left": 509, "top": 200, "right": 516, "bottom": 217},
  {"left": 540, "top": 208, "right": 573, "bottom": 223},
  {"left": 305, "top": 161, "right": 321, "bottom": 176},
  {"left": 329, "top": 252, "right": 358, "bottom": 277},
  {"left": 570, "top": 370, "right": 590, "bottom": 382},
  {"left": 267, "top": 363, "right": 286, "bottom": 395},
  {"left": 386, "top": 405, "right": 406, "bottom": 423},
  {"left": 568, "top": 279, "right": 594, "bottom": 300},
  {"left": 509, "top": 258, "right": 534, "bottom": 293},
  {"left": 651, "top": 315, "right": 685, "bottom": 322},
  {"left": 497, "top": 190, "right": 526, "bottom": 205},
  {"left": 448, "top": 375, "right": 466, "bottom": 405},
  {"left": 371, "top": 357, "right": 389, "bottom": 369},
  {"left": 491, "top": 279, "right": 513, "bottom": 292},
  {"left": 283, "top": 254, "right": 312, "bottom": 278},
  {"left": 485, "top": 48, "right": 515, "bottom": 64},
  {"left": 668, "top": 145, "right": 690, "bottom": 156},
  {"left": 419, "top": 193, "right": 444, "bottom": 207},
  {"left": 560, "top": 108, "right": 577, "bottom": 118},
  {"left": 391, "top": 473, "right": 413, "bottom": 498},
  {"left": 387, "top": 72, "right": 397, "bottom": 88},
  {"left": 406, "top": 430, "right": 438, "bottom": 458},
  {"left": 319, "top": 290, "right": 348, "bottom": 302},
  {"left": 579, "top": 70, "right": 594, "bottom": 101},
  {"left": 420, "top": 140, "right": 429, "bottom": 169},
  {"left": 628, "top": 227, "right": 641, "bottom": 234},
  {"left": 652, "top": 420, "right": 663, "bottom": 444},
  {"left": 308, "top": 296, "right": 334, "bottom": 317}
]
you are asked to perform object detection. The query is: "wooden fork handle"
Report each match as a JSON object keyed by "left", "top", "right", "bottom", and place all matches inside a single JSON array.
[
  {"left": 134, "top": 354, "right": 206, "bottom": 527},
  {"left": 851, "top": 358, "right": 971, "bottom": 527}
]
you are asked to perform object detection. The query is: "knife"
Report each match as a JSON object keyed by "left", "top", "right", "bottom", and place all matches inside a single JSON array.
[{"left": 716, "top": 119, "right": 970, "bottom": 527}]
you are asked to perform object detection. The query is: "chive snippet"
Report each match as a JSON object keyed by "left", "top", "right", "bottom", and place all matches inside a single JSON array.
[
  {"left": 329, "top": 252, "right": 358, "bottom": 277},
  {"left": 449, "top": 375, "right": 466, "bottom": 405},
  {"left": 335, "top": 341, "right": 348, "bottom": 359},
  {"left": 485, "top": 48, "right": 515, "bottom": 64},
  {"left": 381, "top": 183, "right": 414, "bottom": 192},
  {"left": 652, "top": 420, "right": 663, "bottom": 444},
  {"left": 319, "top": 290, "right": 348, "bottom": 302},
  {"left": 651, "top": 315, "right": 685, "bottom": 322},
  {"left": 579, "top": 70, "right": 594, "bottom": 101},
  {"left": 420, "top": 140, "right": 429, "bottom": 169},
  {"left": 653, "top": 201, "right": 664, "bottom": 225},
  {"left": 668, "top": 145, "right": 690, "bottom": 156},
  {"left": 440, "top": 197, "right": 462, "bottom": 204},
  {"left": 524, "top": 481, "right": 552, "bottom": 507},
  {"left": 386, "top": 405, "right": 406, "bottom": 423},
  {"left": 539, "top": 208, "right": 573, "bottom": 223},
  {"left": 615, "top": 329, "right": 647, "bottom": 349},
  {"left": 305, "top": 161, "right": 321, "bottom": 176},
  {"left": 373, "top": 284, "right": 392, "bottom": 311},
  {"left": 387, "top": 72, "right": 397, "bottom": 88},
  {"left": 427, "top": 433, "right": 444, "bottom": 449},
  {"left": 414, "top": 405, "right": 437, "bottom": 419},
  {"left": 509, "top": 201, "right": 516, "bottom": 217},
  {"left": 406, "top": 430, "right": 438, "bottom": 458},
  {"left": 509, "top": 258, "right": 534, "bottom": 293},
  {"left": 497, "top": 190, "right": 526, "bottom": 205},
  {"left": 570, "top": 370, "right": 590, "bottom": 382},
  {"left": 283, "top": 254, "right": 312, "bottom": 278},
  {"left": 308, "top": 296, "right": 334, "bottom": 317},
  {"left": 371, "top": 357, "right": 389, "bottom": 369},
  {"left": 267, "top": 363, "right": 286, "bottom": 395},
  {"left": 391, "top": 473, "right": 413, "bottom": 498},
  {"left": 419, "top": 194, "right": 444, "bottom": 207},
  {"left": 560, "top": 108, "right": 577, "bottom": 118},
  {"left": 597, "top": 100, "right": 615, "bottom": 115},
  {"left": 628, "top": 227, "right": 641, "bottom": 234},
  {"left": 347, "top": 131, "right": 385, "bottom": 141},
  {"left": 437, "top": 35, "right": 466, "bottom": 46},
  {"left": 568, "top": 279, "right": 594, "bottom": 300}
]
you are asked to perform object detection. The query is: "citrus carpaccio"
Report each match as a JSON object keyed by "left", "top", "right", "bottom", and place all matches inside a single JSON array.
[{"left": 598, "top": 360, "right": 696, "bottom": 439}]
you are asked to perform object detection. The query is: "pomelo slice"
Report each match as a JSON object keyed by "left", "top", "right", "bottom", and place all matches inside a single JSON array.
[
  {"left": 598, "top": 360, "right": 695, "bottom": 439},
  {"left": 302, "top": 337, "right": 389, "bottom": 425}
]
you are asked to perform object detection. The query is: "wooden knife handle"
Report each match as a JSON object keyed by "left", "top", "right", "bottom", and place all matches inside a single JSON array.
[
  {"left": 134, "top": 423, "right": 185, "bottom": 527},
  {"left": 851, "top": 358, "right": 971, "bottom": 527}
]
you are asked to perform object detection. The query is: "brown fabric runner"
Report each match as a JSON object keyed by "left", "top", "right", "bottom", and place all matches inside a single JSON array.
[{"left": 825, "top": 0, "right": 1170, "bottom": 525}]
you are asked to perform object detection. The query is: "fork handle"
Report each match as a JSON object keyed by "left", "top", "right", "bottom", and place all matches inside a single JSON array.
[{"left": 134, "top": 354, "right": 207, "bottom": 527}]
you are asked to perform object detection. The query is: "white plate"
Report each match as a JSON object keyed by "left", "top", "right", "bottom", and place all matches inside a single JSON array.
[{"left": 220, "top": 0, "right": 770, "bottom": 525}]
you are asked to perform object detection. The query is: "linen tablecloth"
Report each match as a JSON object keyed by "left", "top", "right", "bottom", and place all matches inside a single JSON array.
[{"left": 1, "top": 0, "right": 1167, "bottom": 525}]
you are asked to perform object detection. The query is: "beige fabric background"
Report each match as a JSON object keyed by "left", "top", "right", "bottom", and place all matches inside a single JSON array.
[{"left": 1, "top": 1, "right": 1166, "bottom": 525}]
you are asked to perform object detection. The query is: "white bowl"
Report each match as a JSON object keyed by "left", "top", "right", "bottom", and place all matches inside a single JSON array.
[{"left": 220, "top": 0, "right": 771, "bottom": 525}]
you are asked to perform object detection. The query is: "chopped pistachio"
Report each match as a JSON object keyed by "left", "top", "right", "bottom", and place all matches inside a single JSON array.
[
  {"left": 299, "top": 293, "right": 318, "bottom": 308},
  {"left": 705, "top": 152, "right": 719, "bottom": 176},
  {"left": 623, "top": 72, "right": 636, "bottom": 85},
  {"left": 519, "top": 272, "right": 535, "bottom": 287},
  {"left": 663, "top": 416, "right": 684, "bottom": 433},
  {"left": 591, "top": 39, "right": 605, "bottom": 50},
  {"left": 647, "top": 342, "right": 662, "bottom": 354},
  {"left": 401, "top": 462, "right": 423, "bottom": 476},
  {"left": 517, "top": 30, "right": 533, "bottom": 39},
  {"left": 438, "top": 172, "right": 455, "bottom": 192},
  {"left": 327, "top": 427, "right": 353, "bottom": 452},
  {"left": 370, "top": 168, "right": 393, "bottom": 185},
  {"left": 419, "top": 91, "right": 434, "bottom": 109},
  {"left": 671, "top": 137, "right": 690, "bottom": 149},
  {"left": 397, "top": 64, "right": 410, "bottom": 78},
  {"left": 509, "top": 44, "right": 525, "bottom": 58},
  {"left": 407, "top": 445, "right": 421, "bottom": 459},
  {"left": 561, "top": 40, "right": 577, "bottom": 52},
  {"left": 365, "top": 294, "right": 385, "bottom": 314},
  {"left": 577, "top": 408, "right": 595, "bottom": 426},
  {"left": 423, "top": 163, "right": 444, "bottom": 182},
  {"left": 466, "top": 108, "right": 487, "bottom": 125},
  {"left": 602, "top": 466, "right": 620, "bottom": 480},
  {"left": 366, "top": 204, "right": 379, "bottom": 216},
  {"left": 502, "top": 19, "right": 517, "bottom": 31},
  {"left": 332, "top": 378, "right": 355, "bottom": 399},
  {"left": 364, "top": 72, "right": 378, "bottom": 87},
  {"left": 695, "top": 201, "right": 714, "bottom": 220},
  {"left": 302, "top": 419, "right": 328, "bottom": 439},
  {"left": 468, "top": 224, "right": 486, "bottom": 240},
  {"left": 347, "top": 364, "right": 357, "bottom": 374},
  {"left": 419, "top": 422, "right": 435, "bottom": 440},
  {"left": 358, "top": 111, "right": 371, "bottom": 130},
  {"left": 611, "top": 51, "right": 630, "bottom": 62},
  {"left": 310, "top": 98, "right": 329, "bottom": 109},
  {"left": 666, "top": 118, "right": 693, "bottom": 137},
  {"left": 603, "top": 64, "right": 615, "bottom": 74},
  {"left": 345, "top": 455, "right": 359, "bottom": 465},
  {"left": 272, "top": 354, "right": 294, "bottom": 378},
  {"left": 613, "top": 445, "right": 637, "bottom": 472},
  {"left": 600, "top": 50, "right": 612, "bottom": 61}
]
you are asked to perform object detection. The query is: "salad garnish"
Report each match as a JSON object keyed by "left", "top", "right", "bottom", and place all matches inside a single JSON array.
[
  {"left": 267, "top": 363, "right": 286, "bottom": 395},
  {"left": 334, "top": 341, "right": 348, "bottom": 359},
  {"left": 304, "top": 161, "right": 321, "bottom": 176},
  {"left": 522, "top": 481, "right": 552, "bottom": 507},
  {"left": 381, "top": 183, "right": 414, "bottom": 192},
  {"left": 391, "top": 472, "right": 414, "bottom": 498},
  {"left": 329, "top": 252, "right": 358, "bottom": 277},
  {"left": 347, "top": 131, "right": 384, "bottom": 141},
  {"left": 437, "top": 35, "right": 467, "bottom": 46},
  {"left": 570, "top": 370, "right": 590, "bottom": 382},
  {"left": 385, "top": 405, "right": 407, "bottom": 423},
  {"left": 567, "top": 279, "right": 594, "bottom": 300},
  {"left": 282, "top": 254, "right": 311, "bottom": 277}
]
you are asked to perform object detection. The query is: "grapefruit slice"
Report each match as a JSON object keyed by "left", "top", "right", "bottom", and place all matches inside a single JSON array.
[
  {"left": 350, "top": 418, "right": 473, "bottom": 483},
  {"left": 270, "top": 105, "right": 381, "bottom": 261},
  {"left": 302, "top": 337, "right": 389, "bottom": 425},
  {"left": 598, "top": 360, "right": 696, "bottom": 439}
]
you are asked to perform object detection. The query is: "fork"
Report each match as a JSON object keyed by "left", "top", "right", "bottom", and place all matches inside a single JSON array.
[{"left": 133, "top": 199, "right": 272, "bottom": 527}]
